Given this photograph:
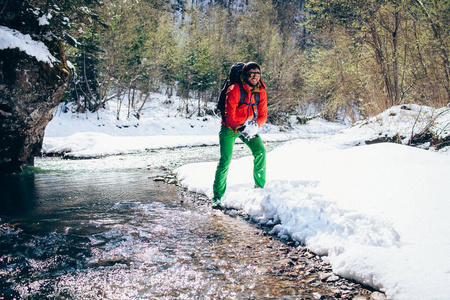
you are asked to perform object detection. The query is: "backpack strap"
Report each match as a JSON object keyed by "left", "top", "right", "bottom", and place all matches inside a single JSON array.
[
  {"left": 237, "top": 83, "right": 260, "bottom": 121},
  {"left": 238, "top": 84, "right": 246, "bottom": 107},
  {"left": 237, "top": 84, "right": 260, "bottom": 107}
]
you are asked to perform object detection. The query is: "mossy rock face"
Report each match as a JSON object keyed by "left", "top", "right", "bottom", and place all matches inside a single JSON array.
[{"left": 0, "top": 48, "right": 69, "bottom": 174}]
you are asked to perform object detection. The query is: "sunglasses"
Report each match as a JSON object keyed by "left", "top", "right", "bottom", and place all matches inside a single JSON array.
[{"left": 246, "top": 72, "right": 261, "bottom": 78}]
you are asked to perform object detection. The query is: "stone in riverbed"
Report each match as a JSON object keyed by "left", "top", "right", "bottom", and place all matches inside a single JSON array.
[
  {"left": 319, "top": 272, "right": 332, "bottom": 281},
  {"left": 326, "top": 275, "right": 340, "bottom": 282},
  {"left": 370, "top": 291, "right": 387, "bottom": 299}
]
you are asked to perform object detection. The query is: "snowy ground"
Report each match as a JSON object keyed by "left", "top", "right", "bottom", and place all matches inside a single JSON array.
[{"left": 43, "top": 96, "right": 450, "bottom": 300}]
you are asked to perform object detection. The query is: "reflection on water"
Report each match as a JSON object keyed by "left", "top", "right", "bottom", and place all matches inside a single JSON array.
[
  {"left": 0, "top": 174, "right": 37, "bottom": 216},
  {"left": 1, "top": 147, "right": 334, "bottom": 299}
]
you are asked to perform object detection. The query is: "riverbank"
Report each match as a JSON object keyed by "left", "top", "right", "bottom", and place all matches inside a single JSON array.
[{"left": 152, "top": 172, "right": 385, "bottom": 299}]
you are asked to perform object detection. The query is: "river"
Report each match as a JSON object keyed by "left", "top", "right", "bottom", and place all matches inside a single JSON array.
[{"left": 0, "top": 145, "right": 373, "bottom": 299}]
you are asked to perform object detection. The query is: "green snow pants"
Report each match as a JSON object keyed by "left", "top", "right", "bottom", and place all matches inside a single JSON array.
[{"left": 213, "top": 125, "right": 266, "bottom": 198}]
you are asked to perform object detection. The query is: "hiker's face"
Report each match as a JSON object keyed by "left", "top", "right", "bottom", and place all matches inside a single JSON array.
[{"left": 246, "top": 68, "right": 261, "bottom": 86}]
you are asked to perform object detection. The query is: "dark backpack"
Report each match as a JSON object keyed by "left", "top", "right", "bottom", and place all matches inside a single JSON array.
[{"left": 217, "top": 62, "right": 260, "bottom": 121}]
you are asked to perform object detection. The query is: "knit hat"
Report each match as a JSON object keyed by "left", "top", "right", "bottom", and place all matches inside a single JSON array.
[{"left": 242, "top": 62, "right": 261, "bottom": 74}]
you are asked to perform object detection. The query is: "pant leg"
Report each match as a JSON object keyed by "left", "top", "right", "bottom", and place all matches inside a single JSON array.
[
  {"left": 243, "top": 134, "right": 266, "bottom": 188},
  {"left": 213, "top": 126, "right": 238, "bottom": 198}
]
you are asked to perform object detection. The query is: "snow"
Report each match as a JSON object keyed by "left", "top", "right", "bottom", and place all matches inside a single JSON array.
[
  {"left": 240, "top": 120, "right": 259, "bottom": 139},
  {"left": 0, "top": 26, "right": 58, "bottom": 66},
  {"left": 43, "top": 94, "right": 342, "bottom": 157},
  {"left": 42, "top": 94, "right": 450, "bottom": 300},
  {"left": 38, "top": 13, "right": 52, "bottom": 26}
]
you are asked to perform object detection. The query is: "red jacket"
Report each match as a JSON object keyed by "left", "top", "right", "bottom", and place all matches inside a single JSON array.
[{"left": 222, "top": 80, "right": 268, "bottom": 132}]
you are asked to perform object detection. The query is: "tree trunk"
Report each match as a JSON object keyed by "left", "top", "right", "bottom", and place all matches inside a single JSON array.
[{"left": 370, "top": 26, "right": 395, "bottom": 109}]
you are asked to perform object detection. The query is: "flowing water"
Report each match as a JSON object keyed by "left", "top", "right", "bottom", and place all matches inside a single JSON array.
[{"left": 0, "top": 145, "right": 356, "bottom": 299}]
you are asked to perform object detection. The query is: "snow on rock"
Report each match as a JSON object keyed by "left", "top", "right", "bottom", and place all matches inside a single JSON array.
[
  {"left": 38, "top": 13, "right": 52, "bottom": 26},
  {"left": 0, "top": 25, "right": 58, "bottom": 66}
]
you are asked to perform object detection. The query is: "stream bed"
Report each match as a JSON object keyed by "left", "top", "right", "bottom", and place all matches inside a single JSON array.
[{"left": 0, "top": 145, "right": 376, "bottom": 299}]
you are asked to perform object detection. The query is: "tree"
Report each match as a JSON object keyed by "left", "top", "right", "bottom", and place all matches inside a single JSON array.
[
  {"left": 64, "top": 28, "right": 102, "bottom": 113},
  {"left": 70, "top": 0, "right": 173, "bottom": 119},
  {"left": 409, "top": 0, "right": 450, "bottom": 104},
  {"left": 304, "top": 0, "right": 449, "bottom": 120}
]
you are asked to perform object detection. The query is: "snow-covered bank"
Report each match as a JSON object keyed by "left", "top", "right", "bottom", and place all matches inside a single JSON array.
[
  {"left": 177, "top": 140, "right": 450, "bottom": 299},
  {"left": 43, "top": 132, "right": 292, "bottom": 158},
  {"left": 43, "top": 96, "right": 345, "bottom": 157},
  {"left": 175, "top": 105, "right": 450, "bottom": 300},
  {"left": 330, "top": 104, "right": 450, "bottom": 152}
]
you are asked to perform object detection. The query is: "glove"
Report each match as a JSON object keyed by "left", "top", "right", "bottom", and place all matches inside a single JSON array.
[
  {"left": 237, "top": 126, "right": 251, "bottom": 139},
  {"left": 241, "top": 132, "right": 252, "bottom": 139}
]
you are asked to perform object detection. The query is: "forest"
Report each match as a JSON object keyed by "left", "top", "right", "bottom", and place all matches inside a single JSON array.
[{"left": 5, "top": 0, "right": 450, "bottom": 124}]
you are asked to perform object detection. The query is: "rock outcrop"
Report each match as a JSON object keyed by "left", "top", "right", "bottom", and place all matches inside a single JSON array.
[{"left": 0, "top": 47, "right": 69, "bottom": 174}]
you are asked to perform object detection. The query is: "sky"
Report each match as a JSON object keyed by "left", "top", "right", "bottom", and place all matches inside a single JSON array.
[{"left": 3, "top": 24, "right": 450, "bottom": 300}]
